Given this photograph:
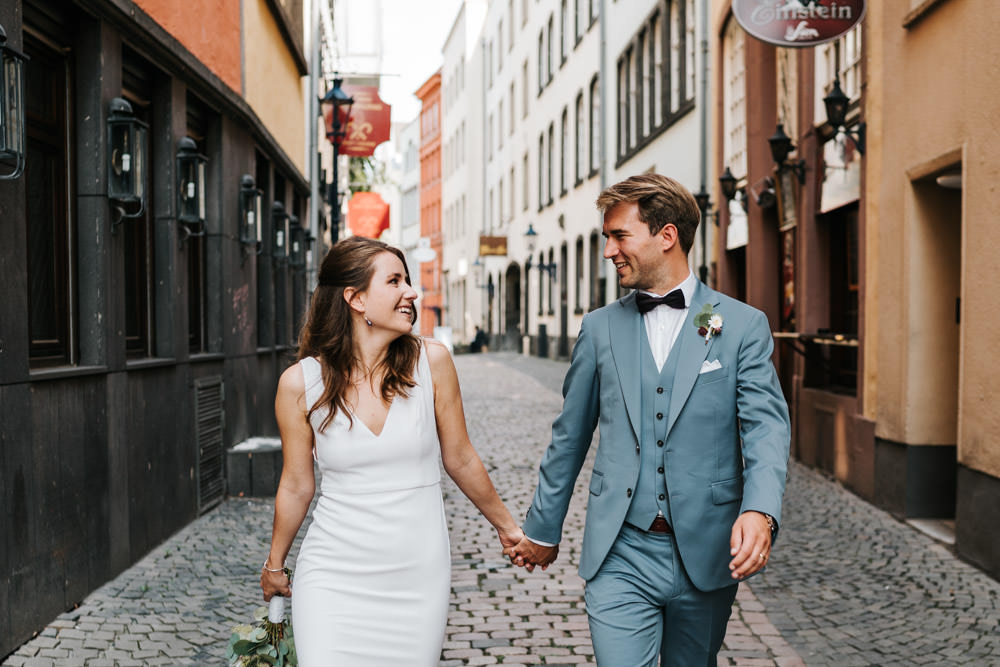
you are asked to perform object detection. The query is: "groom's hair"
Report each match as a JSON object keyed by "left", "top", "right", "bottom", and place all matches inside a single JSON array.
[{"left": 596, "top": 173, "right": 701, "bottom": 254}]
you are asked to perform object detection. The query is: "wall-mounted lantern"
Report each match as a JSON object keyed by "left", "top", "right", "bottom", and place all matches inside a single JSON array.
[
  {"left": 0, "top": 23, "right": 28, "bottom": 180},
  {"left": 823, "top": 77, "right": 865, "bottom": 156},
  {"left": 107, "top": 97, "right": 148, "bottom": 228},
  {"left": 239, "top": 174, "right": 262, "bottom": 259},
  {"left": 271, "top": 201, "right": 289, "bottom": 261},
  {"left": 523, "top": 225, "right": 557, "bottom": 278},
  {"left": 718, "top": 166, "right": 748, "bottom": 214},
  {"left": 176, "top": 136, "right": 207, "bottom": 241},
  {"left": 289, "top": 216, "right": 305, "bottom": 269},
  {"left": 768, "top": 123, "right": 806, "bottom": 185}
]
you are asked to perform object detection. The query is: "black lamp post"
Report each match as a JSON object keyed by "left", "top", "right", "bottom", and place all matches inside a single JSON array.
[
  {"left": 107, "top": 97, "right": 148, "bottom": 228},
  {"left": 0, "top": 22, "right": 27, "bottom": 180},
  {"left": 176, "top": 136, "right": 207, "bottom": 241},
  {"left": 768, "top": 123, "right": 806, "bottom": 185},
  {"left": 823, "top": 77, "right": 865, "bottom": 155},
  {"left": 321, "top": 78, "right": 354, "bottom": 243}
]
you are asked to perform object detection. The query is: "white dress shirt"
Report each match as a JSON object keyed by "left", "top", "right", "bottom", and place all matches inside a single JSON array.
[
  {"left": 522, "top": 272, "right": 697, "bottom": 549},
  {"left": 641, "top": 271, "right": 697, "bottom": 372}
]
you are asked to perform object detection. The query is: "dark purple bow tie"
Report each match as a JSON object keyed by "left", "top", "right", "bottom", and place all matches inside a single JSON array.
[{"left": 636, "top": 289, "right": 686, "bottom": 314}]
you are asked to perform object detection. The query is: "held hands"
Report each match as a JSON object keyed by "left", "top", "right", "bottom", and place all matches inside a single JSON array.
[
  {"left": 504, "top": 534, "right": 559, "bottom": 572},
  {"left": 729, "top": 511, "right": 773, "bottom": 580}
]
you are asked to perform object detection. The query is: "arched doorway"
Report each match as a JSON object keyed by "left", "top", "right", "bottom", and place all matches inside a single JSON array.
[{"left": 503, "top": 263, "right": 522, "bottom": 350}]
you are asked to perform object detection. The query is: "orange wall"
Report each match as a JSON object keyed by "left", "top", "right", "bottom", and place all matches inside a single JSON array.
[{"left": 135, "top": 0, "right": 242, "bottom": 94}]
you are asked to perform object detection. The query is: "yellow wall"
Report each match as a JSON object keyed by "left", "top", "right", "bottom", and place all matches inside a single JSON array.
[
  {"left": 242, "top": 0, "right": 307, "bottom": 176},
  {"left": 868, "top": 0, "right": 1000, "bottom": 476}
]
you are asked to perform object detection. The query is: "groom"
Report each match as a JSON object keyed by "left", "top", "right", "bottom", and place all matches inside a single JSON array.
[{"left": 508, "top": 174, "right": 790, "bottom": 666}]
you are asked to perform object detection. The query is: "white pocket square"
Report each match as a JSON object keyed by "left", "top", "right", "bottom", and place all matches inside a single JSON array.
[{"left": 699, "top": 359, "right": 723, "bottom": 374}]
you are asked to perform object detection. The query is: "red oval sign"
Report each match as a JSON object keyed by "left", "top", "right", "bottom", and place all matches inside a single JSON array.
[{"left": 733, "top": 0, "right": 866, "bottom": 48}]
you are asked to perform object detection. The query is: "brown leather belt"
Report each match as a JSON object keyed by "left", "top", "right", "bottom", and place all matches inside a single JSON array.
[{"left": 647, "top": 515, "right": 673, "bottom": 534}]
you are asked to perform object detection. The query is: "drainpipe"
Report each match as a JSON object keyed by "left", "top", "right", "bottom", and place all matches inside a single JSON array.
[
  {"left": 698, "top": 0, "right": 710, "bottom": 284},
  {"left": 308, "top": 0, "right": 321, "bottom": 291},
  {"left": 600, "top": 0, "right": 615, "bottom": 305}
]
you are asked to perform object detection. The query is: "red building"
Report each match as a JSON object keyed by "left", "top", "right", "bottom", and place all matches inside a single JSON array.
[{"left": 414, "top": 71, "right": 442, "bottom": 337}]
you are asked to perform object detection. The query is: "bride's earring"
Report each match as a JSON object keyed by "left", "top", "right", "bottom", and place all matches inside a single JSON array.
[{"left": 364, "top": 315, "right": 373, "bottom": 327}]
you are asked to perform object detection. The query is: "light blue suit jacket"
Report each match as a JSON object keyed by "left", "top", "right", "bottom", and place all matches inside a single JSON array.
[{"left": 523, "top": 282, "right": 790, "bottom": 591}]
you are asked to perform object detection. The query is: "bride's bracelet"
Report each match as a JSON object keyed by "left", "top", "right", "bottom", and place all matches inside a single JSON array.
[{"left": 262, "top": 558, "right": 286, "bottom": 573}]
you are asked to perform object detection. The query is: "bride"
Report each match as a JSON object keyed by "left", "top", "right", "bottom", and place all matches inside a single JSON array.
[{"left": 260, "top": 236, "right": 523, "bottom": 665}]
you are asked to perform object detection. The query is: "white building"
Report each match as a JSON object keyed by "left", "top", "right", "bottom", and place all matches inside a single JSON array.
[{"left": 440, "top": 0, "right": 716, "bottom": 355}]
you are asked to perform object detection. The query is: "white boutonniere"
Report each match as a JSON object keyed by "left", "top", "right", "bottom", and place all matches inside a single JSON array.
[{"left": 694, "top": 304, "right": 723, "bottom": 344}]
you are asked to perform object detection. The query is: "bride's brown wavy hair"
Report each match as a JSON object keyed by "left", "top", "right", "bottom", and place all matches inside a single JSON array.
[{"left": 297, "top": 236, "right": 420, "bottom": 432}]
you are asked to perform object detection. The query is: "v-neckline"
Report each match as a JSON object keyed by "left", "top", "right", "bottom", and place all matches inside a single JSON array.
[{"left": 350, "top": 397, "right": 395, "bottom": 438}]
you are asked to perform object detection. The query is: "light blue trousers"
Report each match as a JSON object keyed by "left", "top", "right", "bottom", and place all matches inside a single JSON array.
[{"left": 584, "top": 524, "right": 737, "bottom": 667}]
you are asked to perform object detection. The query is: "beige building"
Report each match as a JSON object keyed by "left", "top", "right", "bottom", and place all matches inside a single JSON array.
[
  {"left": 710, "top": 0, "right": 999, "bottom": 579},
  {"left": 864, "top": 0, "right": 1000, "bottom": 578}
]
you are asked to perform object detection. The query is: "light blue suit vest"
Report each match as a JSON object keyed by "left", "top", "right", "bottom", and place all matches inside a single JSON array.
[{"left": 624, "top": 322, "right": 682, "bottom": 530}]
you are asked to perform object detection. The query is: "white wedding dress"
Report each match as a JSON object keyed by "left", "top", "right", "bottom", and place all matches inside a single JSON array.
[{"left": 291, "top": 344, "right": 451, "bottom": 665}]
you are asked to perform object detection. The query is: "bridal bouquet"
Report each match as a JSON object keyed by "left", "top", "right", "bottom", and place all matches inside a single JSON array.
[{"left": 228, "top": 571, "right": 296, "bottom": 667}]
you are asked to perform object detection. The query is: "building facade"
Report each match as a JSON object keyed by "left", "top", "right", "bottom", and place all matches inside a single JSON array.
[
  {"left": 415, "top": 71, "right": 444, "bottom": 337},
  {"left": 709, "top": 0, "right": 1000, "bottom": 579},
  {"left": 0, "top": 0, "right": 312, "bottom": 654}
]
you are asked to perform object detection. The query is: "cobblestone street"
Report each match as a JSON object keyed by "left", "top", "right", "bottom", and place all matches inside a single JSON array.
[{"left": 3, "top": 352, "right": 998, "bottom": 666}]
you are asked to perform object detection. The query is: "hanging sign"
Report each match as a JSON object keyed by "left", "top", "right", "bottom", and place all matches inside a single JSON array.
[
  {"left": 732, "top": 0, "right": 866, "bottom": 48},
  {"left": 339, "top": 84, "right": 391, "bottom": 157},
  {"left": 347, "top": 191, "right": 390, "bottom": 238}
]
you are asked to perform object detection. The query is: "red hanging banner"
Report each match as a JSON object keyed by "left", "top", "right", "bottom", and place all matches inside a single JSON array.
[
  {"left": 347, "top": 191, "right": 391, "bottom": 239},
  {"left": 339, "top": 85, "right": 392, "bottom": 157}
]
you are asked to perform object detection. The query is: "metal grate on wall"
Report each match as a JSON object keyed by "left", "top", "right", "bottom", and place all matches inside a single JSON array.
[{"left": 194, "top": 375, "right": 225, "bottom": 514}]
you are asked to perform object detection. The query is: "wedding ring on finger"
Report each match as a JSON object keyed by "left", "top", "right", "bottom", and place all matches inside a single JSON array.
[{"left": 759, "top": 552, "right": 766, "bottom": 560}]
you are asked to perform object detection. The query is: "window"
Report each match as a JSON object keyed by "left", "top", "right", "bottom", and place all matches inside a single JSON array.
[
  {"left": 547, "top": 122, "right": 554, "bottom": 205},
  {"left": 589, "top": 75, "right": 600, "bottom": 174},
  {"left": 575, "top": 0, "right": 583, "bottom": 43},
  {"left": 488, "top": 113, "right": 494, "bottom": 161},
  {"left": 815, "top": 25, "right": 862, "bottom": 125},
  {"left": 575, "top": 92, "right": 586, "bottom": 184},
  {"left": 256, "top": 152, "right": 272, "bottom": 348},
  {"left": 186, "top": 94, "right": 214, "bottom": 354},
  {"left": 508, "top": 0, "right": 515, "bottom": 48},
  {"left": 547, "top": 248, "right": 555, "bottom": 315},
  {"left": 575, "top": 237, "right": 584, "bottom": 313},
  {"left": 509, "top": 82, "right": 516, "bottom": 135},
  {"left": 510, "top": 167, "right": 516, "bottom": 221},
  {"left": 523, "top": 152, "right": 530, "bottom": 211},
  {"left": 685, "top": 0, "right": 696, "bottom": 101},
  {"left": 499, "top": 177, "right": 505, "bottom": 226},
  {"left": 560, "top": 107, "right": 569, "bottom": 196},
  {"left": 498, "top": 23, "right": 504, "bottom": 71},
  {"left": 538, "top": 252, "right": 545, "bottom": 316},
  {"left": 538, "top": 134, "right": 545, "bottom": 211},
  {"left": 590, "top": 0, "right": 599, "bottom": 26},
  {"left": 538, "top": 32, "right": 545, "bottom": 95},
  {"left": 560, "top": 0, "right": 568, "bottom": 65},
  {"left": 523, "top": 60, "right": 530, "bottom": 116},
  {"left": 498, "top": 100, "right": 504, "bottom": 148},
  {"left": 547, "top": 15, "right": 554, "bottom": 82},
  {"left": 589, "top": 231, "right": 606, "bottom": 309},
  {"left": 522, "top": 0, "right": 529, "bottom": 26},
  {"left": 122, "top": 50, "right": 157, "bottom": 358},
  {"left": 616, "top": 3, "right": 693, "bottom": 163},
  {"left": 25, "top": 34, "right": 76, "bottom": 366},
  {"left": 723, "top": 15, "right": 747, "bottom": 178}
]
